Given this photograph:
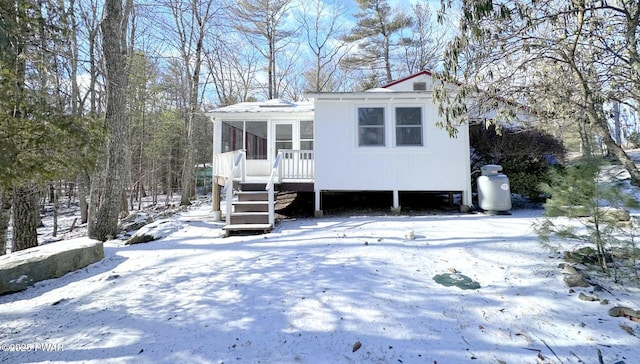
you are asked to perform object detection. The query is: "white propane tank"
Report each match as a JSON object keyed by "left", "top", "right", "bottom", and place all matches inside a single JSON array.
[{"left": 477, "top": 164, "right": 512, "bottom": 212}]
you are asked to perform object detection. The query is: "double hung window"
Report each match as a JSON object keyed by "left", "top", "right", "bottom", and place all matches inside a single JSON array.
[
  {"left": 356, "top": 106, "right": 423, "bottom": 147},
  {"left": 395, "top": 107, "right": 423, "bottom": 146},
  {"left": 358, "top": 107, "right": 385, "bottom": 146}
]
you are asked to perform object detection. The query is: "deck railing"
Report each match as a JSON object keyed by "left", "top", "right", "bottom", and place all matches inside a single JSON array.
[
  {"left": 214, "top": 149, "right": 246, "bottom": 180},
  {"left": 278, "top": 149, "right": 314, "bottom": 181},
  {"left": 213, "top": 149, "right": 312, "bottom": 226}
]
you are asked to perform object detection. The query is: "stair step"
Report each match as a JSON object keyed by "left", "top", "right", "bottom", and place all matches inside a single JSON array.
[
  {"left": 223, "top": 223, "right": 272, "bottom": 231},
  {"left": 233, "top": 201, "right": 269, "bottom": 212},
  {"left": 232, "top": 200, "right": 269, "bottom": 205},
  {"left": 230, "top": 212, "right": 269, "bottom": 225},
  {"left": 223, "top": 223, "right": 272, "bottom": 237},
  {"left": 237, "top": 191, "right": 269, "bottom": 201},
  {"left": 239, "top": 182, "right": 268, "bottom": 191}
]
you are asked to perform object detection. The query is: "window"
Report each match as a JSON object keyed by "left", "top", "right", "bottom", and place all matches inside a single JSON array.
[
  {"left": 395, "top": 107, "right": 423, "bottom": 146},
  {"left": 275, "top": 124, "right": 293, "bottom": 156},
  {"left": 300, "top": 120, "right": 314, "bottom": 151},
  {"left": 221, "top": 120, "right": 268, "bottom": 160},
  {"left": 358, "top": 107, "right": 385, "bottom": 146}
]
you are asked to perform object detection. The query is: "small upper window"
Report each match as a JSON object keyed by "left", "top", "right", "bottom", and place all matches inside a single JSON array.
[
  {"left": 395, "top": 107, "right": 423, "bottom": 146},
  {"left": 413, "top": 82, "right": 427, "bottom": 91},
  {"left": 358, "top": 107, "right": 385, "bottom": 146}
]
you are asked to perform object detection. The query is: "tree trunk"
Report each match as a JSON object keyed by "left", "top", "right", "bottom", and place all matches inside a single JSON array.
[
  {"left": 570, "top": 55, "right": 640, "bottom": 185},
  {"left": 121, "top": 187, "right": 129, "bottom": 217},
  {"left": 578, "top": 121, "right": 593, "bottom": 158},
  {"left": 0, "top": 189, "right": 11, "bottom": 256},
  {"left": 612, "top": 101, "right": 621, "bottom": 146},
  {"left": 78, "top": 173, "right": 89, "bottom": 224},
  {"left": 48, "top": 183, "right": 55, "bottom": 203},
  {"left": 591, "top": 116, "right": 640, "bottom": 185},
  {"left": 180, "top": 116, "right": 195, "bottom": 206},
  {"left": 12, "top": 185, "right": 39, "bottom": 252},
  {"left": 88, "top": 156, "right": 104, "bottom": 233},
  {"left": 88, "top": 0, "right": 130, "bottom": 241},
  {"left": 383, "top": 32, "right": 392, "bottom": 83},
  {"left": 165, "top": 164, "right": 172, "bottom": 206},
  {"left": 152, "top": 159, "right": 157, "bottom": 205},
  {"left": 53, "top": 185, "right": 59, "bottom": 237}
]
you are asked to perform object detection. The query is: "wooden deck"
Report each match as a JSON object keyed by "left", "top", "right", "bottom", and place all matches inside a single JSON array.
[{"left": 213, "top": 149, "right": 314, "bottom": 235}]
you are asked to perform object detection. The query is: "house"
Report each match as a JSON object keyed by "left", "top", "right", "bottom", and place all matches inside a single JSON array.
[{"left": 207, "top": 71, "right": 473, "bottom": 235}]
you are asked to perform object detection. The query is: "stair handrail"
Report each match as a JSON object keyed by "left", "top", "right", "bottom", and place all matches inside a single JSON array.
[
  {"left": 265, "top": 151, "right": 282, "bottom": 227},
  {"left": 223, "top": 150, "right": 246, "bottom": 225},
  {"left": 265, "top": 152, "right": 282, "bottom": 191}
]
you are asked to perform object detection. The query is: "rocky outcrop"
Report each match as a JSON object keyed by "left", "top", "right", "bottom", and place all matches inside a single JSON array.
[{"left": 0, "top": 238, "right": 104, "bottom": 295}]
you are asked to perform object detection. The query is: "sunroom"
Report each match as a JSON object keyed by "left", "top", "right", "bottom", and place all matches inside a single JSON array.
[{"left": 207, "top": 99, "right": 315, "bottom": 233}]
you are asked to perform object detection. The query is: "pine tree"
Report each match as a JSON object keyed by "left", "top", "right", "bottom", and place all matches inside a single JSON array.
[
  {"left": 0, "top": 0, "right": 100, "bottom": 251},
  {"left": 342, "top": 0, "right": 411, "bottom": 84},
  {"left": 536, "top": 158, "right": 639, "bottom": 278}
]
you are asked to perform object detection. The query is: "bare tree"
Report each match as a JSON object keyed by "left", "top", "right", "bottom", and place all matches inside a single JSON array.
[
  {"left": 294, "top": 0, "right": 350, "bottom": 92},
  {"left": 204, "top": 34, "right": 260, "bottom": 106},
  {"left": 77, "top": 0, "right": 104, "bottom": 116},
  {"left": 228, "top": 0, "right": 295, "bottom": 99},
  {"left": 275, "top": 44, "right": 306, "bottom": 101},
  {"left": 399, "top": 3, "right": 447, "bottom": 74},
  {"left": 159, "top": 0, "right": 222, "bottom": 206}
]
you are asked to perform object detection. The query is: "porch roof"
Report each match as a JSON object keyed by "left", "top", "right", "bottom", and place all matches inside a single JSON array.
[{"left": 207, "top": 99, "right": 314, "bottom": 115}]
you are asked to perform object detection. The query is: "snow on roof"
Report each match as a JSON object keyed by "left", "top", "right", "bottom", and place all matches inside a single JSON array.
[
  {"left": 365, "top": 87, "right": 394, "bottom": 93},
  {"left": 208, "top": 99, "right": 314, "bottom": 114}
]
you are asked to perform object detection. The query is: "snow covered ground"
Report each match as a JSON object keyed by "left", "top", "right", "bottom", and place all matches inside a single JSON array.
[{"left": 1, "top": 204, "right": 639, "bottom": 364}]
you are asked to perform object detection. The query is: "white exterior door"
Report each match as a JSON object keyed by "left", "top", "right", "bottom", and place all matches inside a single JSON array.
[
  {"left": 272, "top": 121, "right": 298, "bottom": 161},
  {"left": 271, "top": 120, "right": 314, "bottom": 180}
]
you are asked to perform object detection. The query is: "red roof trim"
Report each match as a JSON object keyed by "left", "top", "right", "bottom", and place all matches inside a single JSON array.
[{"left": 382, "top": 70, "right": 434, "bottom": 88}]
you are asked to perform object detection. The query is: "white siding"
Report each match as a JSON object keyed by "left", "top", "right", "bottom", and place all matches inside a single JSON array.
[{"left": 314, "top": 96, "right": 471, "bottom": 197}]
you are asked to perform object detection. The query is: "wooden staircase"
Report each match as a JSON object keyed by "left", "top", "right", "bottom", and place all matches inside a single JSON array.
[{"left": 223, "top": 182, "right": 274, "bottom": 236}]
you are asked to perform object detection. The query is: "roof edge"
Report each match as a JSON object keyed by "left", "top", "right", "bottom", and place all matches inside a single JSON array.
[{"left": 382, "top": 70, "right": 434, "bottom": 88}]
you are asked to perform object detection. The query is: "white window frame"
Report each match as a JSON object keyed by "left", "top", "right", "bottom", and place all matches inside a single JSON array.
[
  {"left": 356, "top": 106, "right": 386, "bottom": 147},
  {"left": 394, "top": 106, "right": 424, "bottom": 147}
]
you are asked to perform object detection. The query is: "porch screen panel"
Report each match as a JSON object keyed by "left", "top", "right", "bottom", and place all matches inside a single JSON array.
[
  {"left": 221, "top": 121, "right": 243, "bottom": 152},
  {"left": 245, "top": 121, "right": 267, "bottom": 160},
  {"left": 358, "top": 107, "right": 385, "bottom": 146}
]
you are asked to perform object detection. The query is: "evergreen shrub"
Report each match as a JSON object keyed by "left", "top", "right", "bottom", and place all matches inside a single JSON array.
[{"left": 471, "top": 126, "right": 566, "bottom": 201}]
